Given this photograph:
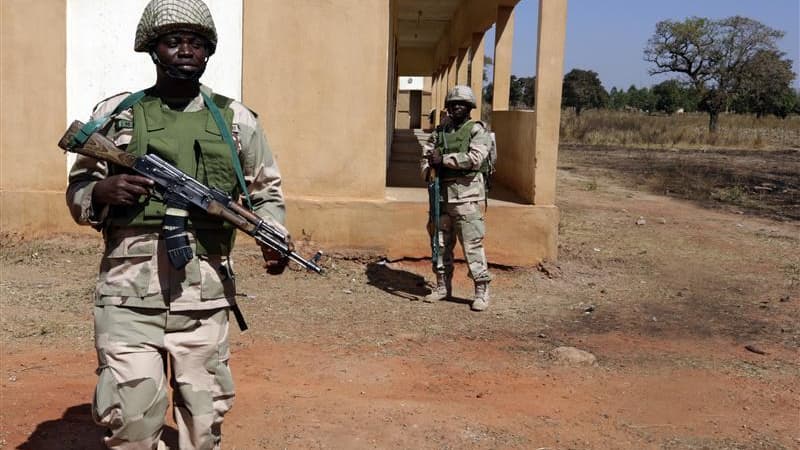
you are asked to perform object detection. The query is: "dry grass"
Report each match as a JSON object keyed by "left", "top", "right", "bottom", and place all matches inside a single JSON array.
[{"left": 560, "top": 109, "right": 800, "bottom": 150}]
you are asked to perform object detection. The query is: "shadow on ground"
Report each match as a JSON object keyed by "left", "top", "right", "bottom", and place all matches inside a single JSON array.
[
  {"left": 17, "top": 403, "right": 178, "bottom": 450},
  {"left": 365, "top": 261, "right": 429, "bottom": 301}
]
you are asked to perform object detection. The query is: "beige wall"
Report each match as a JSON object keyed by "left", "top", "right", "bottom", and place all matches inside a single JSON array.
[
  {"left": 397, "top": 48, "right": 435, "bottom": 75},
  {"left": 395, "top": 91, "right": 411, "bottom": 128},
  {"left": 395, "top": 87, "right": 431, "bottom": 129},
  {"left": 1, "top": 0, "right": 71, "bottom": 233},
  {"left": 288, "top": 198, "right": 557, "bottom": 266},
  {"left": 421, "top": 92, "right": 432, "bottom": 129},
  {"left": 492, "top": 111, "right": 537, "bottom": 204},
  {"left": 243, "top": 0, "right": 391, "bottom": 200}
]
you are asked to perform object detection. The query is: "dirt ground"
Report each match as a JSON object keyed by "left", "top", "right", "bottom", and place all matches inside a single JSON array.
[{"left": 2, "top": 144, "right": 799, "bottom": 450}]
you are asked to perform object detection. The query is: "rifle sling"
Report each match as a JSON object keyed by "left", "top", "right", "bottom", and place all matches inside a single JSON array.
[
  {"left": 70, "top": 91, "right": 147, "bottom": 149},
  {"left": 201, "top": 92, "right": 253, "bottom": 211}
]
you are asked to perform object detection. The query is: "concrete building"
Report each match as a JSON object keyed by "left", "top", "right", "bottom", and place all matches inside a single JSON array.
[{"left": 0, "top": 0, "right": 567, "bottom": 266}]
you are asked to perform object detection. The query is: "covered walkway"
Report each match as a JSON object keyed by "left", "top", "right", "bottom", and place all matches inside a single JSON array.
[{"left": 386, "top": 129, "right": 527, "bottom": 206}]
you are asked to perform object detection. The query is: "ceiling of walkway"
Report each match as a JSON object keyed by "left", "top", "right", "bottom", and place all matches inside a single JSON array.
[
  {"left": 396, "top": 0, "right": 461, "bottom": 49},
  {"left": 396, "top": 0, "right": 521, "bottom": 50}
]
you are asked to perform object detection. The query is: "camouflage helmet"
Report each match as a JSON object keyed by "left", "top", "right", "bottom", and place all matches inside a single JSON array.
[
  {"left": 445, "top": 85, "right": 477, "bottom": 108},
  {"left": 134, "top": 0, "right": 218, "bottom": 54}
]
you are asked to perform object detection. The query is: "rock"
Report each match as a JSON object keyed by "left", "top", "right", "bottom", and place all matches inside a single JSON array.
[
  {"left": 537, "top": 260, "right": 562, "bottom": 279},
  {"left": 635, "top": 217, "right": 646, "bottom": 225},
  {"left": 744, "top": 344, "right": 767, "bottom": 355},
  {"left": 549, "top": 346, "right": 597, "bottom": 366},
  {"left": 658, "top": 217, "right": 667, "bottom": 224}
]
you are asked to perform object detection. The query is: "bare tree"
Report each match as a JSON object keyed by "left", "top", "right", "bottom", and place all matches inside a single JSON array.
[{"left": 644, "top": 16, "right": 785, "bottom": 132}]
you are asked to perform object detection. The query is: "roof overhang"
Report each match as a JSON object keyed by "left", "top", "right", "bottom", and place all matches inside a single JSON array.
[{"left": 395, "top": 0, "right": 521, "bottom": 74}]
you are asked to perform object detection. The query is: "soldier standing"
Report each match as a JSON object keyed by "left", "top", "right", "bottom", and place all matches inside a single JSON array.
[
  {"left": 421, "top": 85, "right": 493, "bottom": 311},
  {"left": 66, "top": 1, "right": 290, "bottom": 448}
]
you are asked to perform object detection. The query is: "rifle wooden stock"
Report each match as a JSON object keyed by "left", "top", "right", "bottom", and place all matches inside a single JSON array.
[{"left": 59, "top": 120, "right": 138, "bottom": 168}]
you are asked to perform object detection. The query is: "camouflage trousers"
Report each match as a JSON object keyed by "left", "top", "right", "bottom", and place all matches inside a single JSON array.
[
  {"left": 93, "top": 305, "right": 234, "bottom": 450},
  {"left": 429, "top": 201, "right": 491, "bottom": 282}
]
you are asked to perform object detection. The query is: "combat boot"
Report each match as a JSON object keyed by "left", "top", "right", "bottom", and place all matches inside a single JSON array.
[
  {"left": 423, "top": 273, "right": 450, "bottom": 302},
  {"left": 471, "top": 281, "right": 490, "bottom": 311}
]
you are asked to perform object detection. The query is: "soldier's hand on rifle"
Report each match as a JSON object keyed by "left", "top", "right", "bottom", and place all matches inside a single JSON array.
[
  {"left": 261, "top": 234, "right": 294, "bottom": 275},
  {"left": 93, "top": 174, "right": 154, "bottom": 206},
  {"left": 428, "top": 148, "right": 443, "bottom": 165}
]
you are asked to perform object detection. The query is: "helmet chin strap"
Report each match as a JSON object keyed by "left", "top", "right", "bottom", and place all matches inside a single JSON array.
[{"left": 150, "top": 51, "right": 207, "bottom": 81}]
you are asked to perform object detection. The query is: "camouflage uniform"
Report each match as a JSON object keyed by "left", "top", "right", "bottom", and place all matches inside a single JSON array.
[
  {"left": 421, "top": 87, "right": 492, "bottom": 309},
  {"left": 66, "top": 1, "right": 285, "bottom": 448}
]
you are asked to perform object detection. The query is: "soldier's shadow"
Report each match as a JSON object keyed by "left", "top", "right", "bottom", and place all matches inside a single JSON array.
[
  {"left": 365, "top": 260, "right": 429, "bottom": 301},
  {"left": 365, "top": 260, "right": 476, "bottom": 305},
  {"left": 17, "top": 403, "right": 178, "bottom": 450}
]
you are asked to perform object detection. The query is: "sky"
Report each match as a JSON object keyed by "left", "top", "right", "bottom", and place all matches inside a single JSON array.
[{"left": 485, "top": 0, "right": 800, "bottom": 90}]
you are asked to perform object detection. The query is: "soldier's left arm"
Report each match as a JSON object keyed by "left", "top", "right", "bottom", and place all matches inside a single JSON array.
[
  {"left": 235, "top": 112, "right": 287, "bottom": 232},
  {"left": 441, "top": 122, "right": 491, "bottom": 170},
  {"left": 420, "top": 131, "right": 438, "bottom": 180}
]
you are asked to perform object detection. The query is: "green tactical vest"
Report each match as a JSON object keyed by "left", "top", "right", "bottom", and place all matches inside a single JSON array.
[
  {"left": 108, "top": 94, "right": 239, "bottom": 255},
  {"left": 436, "top": 120, "right": 478, "bottom": 178}
]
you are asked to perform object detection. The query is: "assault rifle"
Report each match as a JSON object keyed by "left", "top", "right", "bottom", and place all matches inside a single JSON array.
[
  {"left": 58, "top": 120, "right": 324, "bottom": 277},
  {"left": 426, "top": 127, "right": 445, "bottom": 270}
]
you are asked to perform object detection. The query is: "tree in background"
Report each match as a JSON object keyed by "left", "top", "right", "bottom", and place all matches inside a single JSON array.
[
  {"left": 562, "top": 69, "right": 608, "bottom": 116},
  {"left": 482, "top": 56, "right": 494, "bottom": 122},
  {"left": 794, "top": 90, "right": 800, "bottom": 116},
  {"left": 625, "top": 85, "right": 656, "bottom": 113},
  {"left": 731, "top": 49, "right": 796, "bottom": 118},
  {"left": 652, "top": 79, "right": 685, "bottom": 114},
  {"left": 645, "top": 16, "right": 786, "bottom": 132},
  {"left": 483, "top": 82, "right": 494, "bottom": 106},
  {"left": 510, "top": 75, "right": 536, "bottom": 109},
  {"left": 608, "top": 86, "right": 627, "bottom": 110},
  {"left": 509, "top": 75, "right": 523, "bottom": 107}
]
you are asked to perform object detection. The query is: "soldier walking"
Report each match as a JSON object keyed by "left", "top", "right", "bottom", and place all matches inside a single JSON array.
[
  {"left": 421, "top": 85, "right": 493, "bottom": 311},
  {"left": 66, "top": 1, "right": 290, "bottom": 448}
]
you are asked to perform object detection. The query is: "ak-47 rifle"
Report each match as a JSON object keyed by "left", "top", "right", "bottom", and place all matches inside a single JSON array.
[
  {"left": 58, "top": 120, "right": 325, "bottom": 275},
  {"left": 426, "top": 128, "right": 447, "bottom": 271}
]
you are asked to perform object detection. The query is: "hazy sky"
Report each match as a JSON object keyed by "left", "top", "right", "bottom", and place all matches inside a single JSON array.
[{"left": 485, "top": 0, "right": 800, "bottom": 90}]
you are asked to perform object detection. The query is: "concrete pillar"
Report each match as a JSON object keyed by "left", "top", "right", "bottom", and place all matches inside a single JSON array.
[
  {"left": 435, "top": 69, "right": 445, "bottom": 125},
  {"left": 470, "top": 31, "right": 485, "bottom": 120},
  {"left": 446, "top": 56, "right": 457, "bottom": 91},
  {"left": 532, "top": 0, "right": 568, "bottom": 205},
  {"left": 456, "top": 47, "right": 468, "bottom": 85},
  {"left": 492, "top": 5, "right": 514, "bottom": 111}
]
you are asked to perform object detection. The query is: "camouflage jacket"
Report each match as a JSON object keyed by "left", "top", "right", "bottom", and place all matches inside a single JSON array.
[
  {"left": 420, "top": 119, "right": 492, "bottom": 203},
  {"left": 67, "top": 85, "right": 286, "bottom": 311}
]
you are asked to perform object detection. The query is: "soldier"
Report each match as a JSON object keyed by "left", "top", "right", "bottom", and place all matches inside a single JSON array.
[
  {"left": 421, "top": 85, "right": 493, "bottom": 311},
  {"left": 66, "top": 0, "right": 290, "bottom": 448}
]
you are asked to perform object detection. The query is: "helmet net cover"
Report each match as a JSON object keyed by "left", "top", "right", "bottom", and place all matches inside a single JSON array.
[
  {"left": 134, "top": 0, "right": 218, "bottom": 54},
  {"left": 445, "top": 85, "right": 477, "bottom": 108}
]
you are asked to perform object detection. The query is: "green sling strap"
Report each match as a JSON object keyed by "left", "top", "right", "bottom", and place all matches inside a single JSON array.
[
  {"left": 69, "top": 91, "right": 146, "bottom": 149},
  {"left": 201, "top": 91, "right": 253, "bottom": 210}
]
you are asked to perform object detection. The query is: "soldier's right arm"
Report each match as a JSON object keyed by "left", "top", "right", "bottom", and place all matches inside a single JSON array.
[{"left": 66, "top": 94, "right": 133, "bottom": 227}]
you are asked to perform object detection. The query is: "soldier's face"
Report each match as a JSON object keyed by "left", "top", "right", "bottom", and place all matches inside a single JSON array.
[
  {"left": 154, "top": 31, "right": 210, "bottom": 80},
  {"left": 446, "top": 101, "right": 472, "bottom": 122}
]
